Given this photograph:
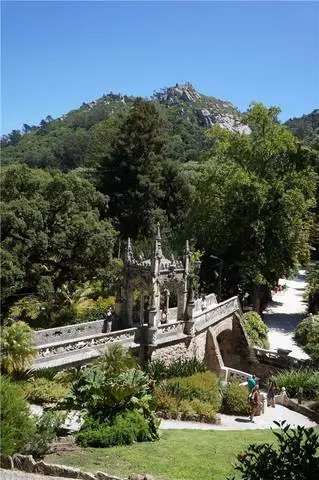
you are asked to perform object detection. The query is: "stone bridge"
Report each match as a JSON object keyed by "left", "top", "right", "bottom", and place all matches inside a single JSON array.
[{"left": 33, "top": 293, "right": 253, "bottom": 380}]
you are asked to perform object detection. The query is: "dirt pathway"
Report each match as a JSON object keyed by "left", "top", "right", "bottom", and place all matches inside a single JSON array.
[{"left": 263, "top": 269, "right": 309, "bottom": 359}]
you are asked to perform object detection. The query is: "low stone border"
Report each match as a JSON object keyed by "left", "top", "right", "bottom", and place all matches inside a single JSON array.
[
  {"left": 286, "top": 399, "right": 319, "bottom": 424},
  {"left": 0, "top": 454, "right": 154, "bottom": 480}
]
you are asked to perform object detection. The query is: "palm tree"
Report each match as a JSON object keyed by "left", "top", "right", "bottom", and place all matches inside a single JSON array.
[{"left": 1, "top": 321, "right": 37, "bottom": 374}]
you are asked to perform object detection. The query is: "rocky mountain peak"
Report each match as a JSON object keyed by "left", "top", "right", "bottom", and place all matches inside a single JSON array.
[{"left": 153, "top": 82, "right": 201, "bottom": 104}]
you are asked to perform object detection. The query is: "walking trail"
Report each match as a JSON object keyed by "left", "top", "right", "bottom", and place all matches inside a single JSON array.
[
  {"left": 161, "top": 270, "right": 316, "bottom": 430},
  {"left": 263, "top": 269, "right": 310, "bottom": 360}
]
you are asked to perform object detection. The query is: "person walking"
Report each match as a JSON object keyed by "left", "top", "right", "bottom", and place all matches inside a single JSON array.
[
  {"left": 267, "top": 375, "right": 278, "bottom": 408},
  {"left": 249, "top": 385, "right": 261, "bottom": 422},
  {"left": 247, "top": 375, "right": 256, "bottom": 393}
]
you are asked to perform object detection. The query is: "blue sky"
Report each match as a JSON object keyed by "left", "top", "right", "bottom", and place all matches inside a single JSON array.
[{"left": 1, "top": 1, "right": 319, "bottom": 134}]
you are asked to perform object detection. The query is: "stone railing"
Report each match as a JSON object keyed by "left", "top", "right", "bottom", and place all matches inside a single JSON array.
[
  {"left": 157, "top": 321, "right": 185, "bottom": 344},
  {"left": 167, "top": 306, "right": 178, "bottom": 322},
  {"left": 33, "top": 328, "right": 138, "bottom": 369},
  {"left": 194, "top": 296, "right": 239, "bottom": 333},
  {"left": 35, "top": 318, "right": 106, "bottom": 346},
  {"left": 221, "top": 366, "right": 252, "bottom": 383},
  {"left": 194, "top": 292, "right": 218, "bottom": 312},
  {"left": 253, "top": 346, "right": 308, "bottom": 368}
]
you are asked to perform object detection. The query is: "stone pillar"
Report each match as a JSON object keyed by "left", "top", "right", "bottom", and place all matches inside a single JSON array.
[
  {"left": 184, "top": 284, "right": 195, "bottom": 336},
  {"left": 139, "top": 294, "right": 144, "bottom": 325},
  {"left": 166, "top": 289, "right": 170, "bottom": 318},
  {"left": 127, "top": 285, "right": 133, "bottom": 328}
]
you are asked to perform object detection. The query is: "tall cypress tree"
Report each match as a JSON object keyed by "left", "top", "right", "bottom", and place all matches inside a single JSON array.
[{"left": 99, "top": 98, "right": 166, "bottom": 239}]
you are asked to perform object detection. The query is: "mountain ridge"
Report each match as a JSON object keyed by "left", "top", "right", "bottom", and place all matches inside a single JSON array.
[{"left": 1, "top": 83, "right": 318, "bottom": 170}]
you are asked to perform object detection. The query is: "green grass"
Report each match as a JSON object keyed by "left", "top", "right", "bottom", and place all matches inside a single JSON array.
[{"left": 46, "top": 429, "right": 276, "bottom": 480}]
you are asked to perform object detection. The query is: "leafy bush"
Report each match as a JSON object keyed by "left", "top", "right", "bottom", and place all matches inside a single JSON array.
[
  {"left": 222, "top": 382, "right": 250, "bottom": 416},
  {"left": 5, "top": 296, "right": 45, "bottom": 328},
  {"left": 144, "top": 357, "right": 206, "bottom": 381},
  {"left": 77, "top": 410, "right": 153, "bottom": 448},
  {"left": 306, "top": 263, "right": 319, "bottom": 314},
  {"left": 26, "top": 410, "right": 66, "bottom": 458},
  {"left": 0, "top": 376, "right": 36, "bottom": 455},
  {"left": 21, "top": 378, "right": 69, "bottom": 404},
  {"left": 0, "top": 321, "right": 37, "bottom": 374},
  {"left": 74, "top": 296, "right": 116, "bottom": 322},
  {"left": 65, "top": 344, "right": 159, "bottom": 445},
  {"left": 164, "top": 371, "right": 221, "bottom": 411},
  {"left": 186, "top": 398, "right": 217, "bottom": 421},
  {"left": 294, "top": 314, "right": 319, "bottom": 362},
  {"left": 154, "top": 385, "right": 179, "bottom": 414},
  {"left": 68, "top": 364, "right": 150, "bottom": 416},
  {"left": 144, "top": 359, "right": 167, "bottom": 381},
  {"left": 276, "top": 370, "right": 319, "bottom": 399},
  {"left": 242, "top": 311, "right": 270, "bottom": 349},
  {"left": 98, "top": 343, "right": 138, "bottom": 377},
  {"left": 167, "top": 357, "right": 206, "bottom": 378},
  {"left": 228, "top": 421, "right": 319, "bottom": 480}
]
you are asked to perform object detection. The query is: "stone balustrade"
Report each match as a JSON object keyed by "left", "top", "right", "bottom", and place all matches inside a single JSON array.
[
  {"left": 167, "top": 306, "right": 178, "bottom": 321},
  {"left": 194, "top": 292, "right": 218, "bottom": 312},
  {"left": 33, "top": 328, "right": 138, "bottom": 369},
  {"left": 157, "top": 321, "right": 185, "bottom": 344},
  {"left": 253, "top": 346, "right": 307, "bottom": 368},
  {"left": 194, "top": 296, "right": 240, "bottom": 333},
  {"left": 221, "top": 366, "right": 252, "bottom": 383},
  {"left": 35, "top": 318, "right": 106, "bottom": 346}
]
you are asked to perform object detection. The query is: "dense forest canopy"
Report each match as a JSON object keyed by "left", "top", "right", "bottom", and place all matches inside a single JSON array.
[{"left": 1, "top": 83, "right": 318, "bottom": 325}]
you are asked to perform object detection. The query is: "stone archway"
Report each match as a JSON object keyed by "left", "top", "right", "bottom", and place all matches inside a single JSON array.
[
  {"left": 130, "top": 277, "right": 153, "bottom": 326},
  {"left": 217, "top": 329, "right": 235, "bottom": 366},
  {"left": 160, "top": 278, "right": 186, "bottom": 323}
]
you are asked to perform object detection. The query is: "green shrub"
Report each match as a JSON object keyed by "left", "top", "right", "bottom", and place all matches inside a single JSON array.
[
  {"left": 305, "top": 264, "right": 319, "bottom": 315},
  {"left": 228, "top": 421, "right": 319, "bottom": 479},
  {"left": 167, "top": 357, "right": 206, "bottom": 378},
  {"left": 6, "top": 296, "right": 45, "bottom": 328},
  {"left": 187, "top": 398, "right": 217, "bottom": 421},
  {"left": 276, "top": 370, "right": 319, "bottom": 399},
  {"left": 0, "top": 321, "right": 37, "bottom": 374},
  {"left": 26, "top": 410, "right": 66, "bottom": 458},
  {"left": 165, "top": 371, "right": 221, "bottom": 411},
  {"left": 74, "top": 296, "right": 116, "bottom": 322},
  {"left": 178, "top": 399, "right": 197, "bottom": 416},
  {"left": 222, "top": 382, "right": 250, "bottom": 415},
  {"left": 21, "top": 378, "right": 69, "bottom": 404},
  {"left": 294, "top": 314, "right": 319, "bottom": 362},
  {"left": 144, "top": 357, "right": 206, "bottom": 381},
  {"left": 154, "top": 385, "right": 179, "bottom": 414},
  {"left": 77, "top": 410, "right": 152, "bottom": 448},
  {"left": 98, "top": 343, "right": 138, "bottom": 377},
  {"left": 242, "top": 311, "right": 270, "bottom": 349},
  {"left": 0, "top": 376, "right": 36, "bottom": 455},
  {"left": 144, "top": 359, "right": 167, "bottom": 381}
]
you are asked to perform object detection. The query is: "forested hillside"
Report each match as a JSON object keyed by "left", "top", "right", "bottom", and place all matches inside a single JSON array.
[
  {"left": 285, "top": 109, "right": 319, "bottom": 149},
  {"left": 1, "top": 83, "right": 248, "bottom": 170},
  {"left": 1, "top": 83, "right": 318, "bottom": 327}
]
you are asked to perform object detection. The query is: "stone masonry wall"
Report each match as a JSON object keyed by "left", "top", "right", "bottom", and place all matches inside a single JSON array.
[{"left": 150, "top": 330, "right": 207, "bottom": 364}]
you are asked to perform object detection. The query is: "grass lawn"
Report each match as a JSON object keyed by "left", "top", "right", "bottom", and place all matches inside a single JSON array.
[{"left": 46, "top": 429, "right": 276, "bottom": 480}]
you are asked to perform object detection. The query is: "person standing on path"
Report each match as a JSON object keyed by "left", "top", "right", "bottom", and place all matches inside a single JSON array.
[
  {"left": 267, "top": 375, "right": 278, "bottom": 407},
  {"left": 249, "top": 385, "right": 261, "bottom": 422}
]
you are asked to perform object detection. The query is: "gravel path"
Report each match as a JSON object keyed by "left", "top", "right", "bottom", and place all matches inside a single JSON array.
[
  {"left": 160, "top": 403, "right": 317, "bottom": 431},
  {"left": 263, "top": 269, "right": 309, "bottom": 359}
]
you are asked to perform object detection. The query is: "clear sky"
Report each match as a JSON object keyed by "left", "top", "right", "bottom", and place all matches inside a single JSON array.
[{"left": 1, "top": 0, "right": 319, "bottom": 134}]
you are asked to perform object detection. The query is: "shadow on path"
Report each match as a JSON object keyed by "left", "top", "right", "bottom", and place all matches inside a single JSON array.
[{"left": 264, "top": 313, "right": 304, "bottom": 333}]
